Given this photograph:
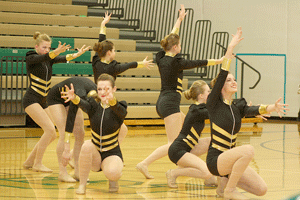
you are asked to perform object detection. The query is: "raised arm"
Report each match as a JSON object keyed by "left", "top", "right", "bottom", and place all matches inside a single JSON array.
[
  {"left": 206, "top": 27, "right": 243, "bottom": 109},
  {"left": 99, "top": 11, "right": 112, "bottom": 42},
  {"left": 171, "top": 4, "right": 187, "bottom": 34}
]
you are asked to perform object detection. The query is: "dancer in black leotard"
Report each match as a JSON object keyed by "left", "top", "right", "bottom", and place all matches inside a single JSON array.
[
  {"left": 61, "top": 74, "right": 127, "bottom": 194},
  {"left": 206, "top": 27, "right": 289, "bottom": 200},
  {"left": 92, "top": 12, "right": 154, "bottom": 145},
  {"left": 22, "top": 32, "right": 89, "bottom": 172},
  {"left": 47, "top": 77, "right": 96, "bottom": 182},
  {"left": 166, "top": 80, "right": 216, "bottom": 188},
  {"left": 136, "top": 4, "right": 224, "bottom": 179}
]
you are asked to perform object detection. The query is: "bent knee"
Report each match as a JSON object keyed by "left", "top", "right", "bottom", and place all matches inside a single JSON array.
[
  {"left": 80, "top": 140, "right": 94, "bottom": 153},
  {"left": 256, "top": 184, "right": 267, "bottom": 196},
  {"left": 242, "top": 145, "right": 255, "bottom": 158},
  {"left": 104, "top": 169, "right": 122, "bottom": 181}
]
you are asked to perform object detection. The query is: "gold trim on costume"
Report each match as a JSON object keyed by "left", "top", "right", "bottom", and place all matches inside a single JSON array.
[
  {"left": 186, "top": 135, "right": 198, "bottom": 145},
  {"left": 259, "top": 104, "right": 268, "bottom": 115},
  {"left": 91, "top": 128, "right": 119, "bottom": 140},
  {"left": 171, "top": 27, "right": 179, "bottom": 35},
  {"left": 177, "top": 86, "right": 183, "bottom": 91},
  {"left": 30, "top": 74, "right": 51, "bottom": 85},
  {"left": 190, "top": 127, "right": 200, "bottom": 140},
  {"left": 183, "top": 139, "right": 194, "bottom": 149},
  {"left": 31, "top": 81, "right": 50, "bottom": 91},
  {"left": 96, "top": 142, "right": 118, "bottom": 152},
  {"left": 87, "top": 90, "right": 97, "bottom": 98},
  {"left": 177, "top": 78, "right": 182, "bottom": 84},
  {"left": 165, "top": 52, "right": 176, "bottom": 57},
  {"left": 221, "top": 57, "right": 231, "bottom": 71},
  {"left": 72, "top": 95, "right": 80, "bottom": 105},
  {"left": 212, "top": 123, "right": 237, "bottom": 140},
  {"left": 101, "top": 58, "right": 110, "bottom": 64},
  {"left": 137, "top": 61, "right": 144, "bottom": 68},
  {"left": 223, "top": 98, "right": 233, "bottom": 105},
  {"left": 212, "top": 143, "right": 228, "bottom": 152},
  {"left": 176, "top": 90, "right": 182, "bottom": 95},
  {"left": 66, "top": 54, "right": 74, "bottom": 61},
  {"left": 49, "top": 51, "right": 58, "bottom": 59},
  {"left": 212, "top": 134, "right": 235, "bottom": 147},
  {"left": 31, "top": 86, "right": 48, "bottom": 96},
  {"left": 207, "top": 59, "right": 216, "bottom": 66},
  {"left": 100, "top": 26, "right": 107, "bottom": 35},
  {"left": 108, "top": 97, "right": 117, "bottom": 106}
]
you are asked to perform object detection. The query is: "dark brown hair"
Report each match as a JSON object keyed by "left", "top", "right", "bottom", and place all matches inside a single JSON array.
[{"left": 93, "top": 40, "right": 114, "bottom": 58}]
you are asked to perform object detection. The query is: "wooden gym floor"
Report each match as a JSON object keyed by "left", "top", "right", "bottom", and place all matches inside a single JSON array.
[{"left": 0, "top": 121, "right": 300, "bottom": 200}]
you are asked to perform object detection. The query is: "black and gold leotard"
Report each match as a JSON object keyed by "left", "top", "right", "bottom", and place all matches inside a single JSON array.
[
  {"left": 168, "top": 103, "right": 209, "bottom": 164},
  {"left": 92, "top": 31, "right": 141, "bottom": 82},
  {"left": 206, "top": 66, "right": 268, "bottom": 176},
  {"left": 23, "top": 50, "right": 71, "bottom": 109}
]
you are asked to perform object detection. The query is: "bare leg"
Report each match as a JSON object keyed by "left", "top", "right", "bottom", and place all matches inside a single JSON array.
[
  {"left": 72, "top": 108, "right": 85, "bottom": 180},
  {"left": 101, "top": 155, "right": 123, "bottom": 192},
  {"left": 166, "top": 152, "right": 216, "bottom": 188},
  {"left": 118, "top": 123, "right": 128, "bottom": 145},
  {"left": 76, "top": 140, "right": 101, "bottom": 195},
  {"left": 48, "top": 104, "right": 76, "bottom": 182},
  {"left": 136, "top": 112, "right": 184, "bottom": 179},
  {"left": 217, "top": 145, "right": 255, "bottom": 200},
  {"left": 23, "top": 104, "right": 56, "bottom": 172},
  {"left": 190, "top": 137, "right": 211, "bottom": 156},
  {"left": 216, "top": 167, "right": 267, "bottom": 197}
]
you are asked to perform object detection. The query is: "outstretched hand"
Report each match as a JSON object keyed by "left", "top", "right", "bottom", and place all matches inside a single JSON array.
[
  {"left": 102, "top": 11, "right": 112, "bottom": 26},
  {"left": 143, "top": 56, "right": 155, "bottom": 70},
  {"left": 229, "top": 27, "right": 244, "bottom": 47},
  {"left": 61, "top": 83, "right": 76, "bottom": 103},
  {"left": 73, "top": 45, "right": 90, "bottom": 58},
  {"left": 55, "top": 41, "right": 71, "bottom": 54},
  {"left": 178, "top": 4, "right": 187, "bottom": 21},
  {"left": 273, "top": 97, "right": 289, "bottom": 118},
  {"left": 248, "top": 101, "right": 270, "bottom": 121}
]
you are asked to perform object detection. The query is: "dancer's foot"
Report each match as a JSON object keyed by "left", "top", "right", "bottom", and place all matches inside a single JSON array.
[
  {"left": 216, "top": 177, "right": 228, "bottom": 197},
  {"left": 204, "top": 176, "right": 218, "bottom": 186},
  {"left": 32, "top": 165, "right": 53, "bottom": 173},
  {"left": 136, "top": 163, "right": 154, "bottom": 179},
  {"left": 23, "top": 163, "right": 33, "bottom": 169},
  {"left": 68, "top": 159, "right": 74, "bottom": 169},
  {"left": 72, "top": 174, "right": 89, "bottom": 182},
  {"left": 224, "top": 188, "right": 250, "bottom": 200},
  {"left": 109, "top": 180, "right": 119, "bottom": 193},
  {"left": 76, "top": 184, "right": 86, "bottom": 195},
  {"left": 166, "top": 169, "right": 177, "bottom": 188},
  {"left": 58, "top": 173, "right": 76, "bottom": 183}
]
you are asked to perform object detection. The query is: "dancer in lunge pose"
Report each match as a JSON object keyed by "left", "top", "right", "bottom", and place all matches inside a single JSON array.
[
  {"left": 206, "top": 27, "right": 289, "bottom": 200},
  {"left": 61, "top": 74, "right": 127, "bottom": 194},
  {"left": 166, "top": 80, "right": 217, "bottom": 188}
]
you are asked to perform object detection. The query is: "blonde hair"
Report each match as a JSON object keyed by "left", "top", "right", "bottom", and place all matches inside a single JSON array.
[
  {"left": 33, "top": 32, "right": 51, "bottom": 46},
  {"left": 183, "top": 80, "right": 207, "bottom": 101},
  {"left": 160, "top": 33, "right": 180, "bottom": 51},
  {"left": 93, "top": 40, "right": 114, "bottom": 58}
]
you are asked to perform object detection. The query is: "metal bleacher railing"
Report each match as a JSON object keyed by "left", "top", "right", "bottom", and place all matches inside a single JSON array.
[{"left": 0, "top": 56, "right": 28, "bottom": 116}]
